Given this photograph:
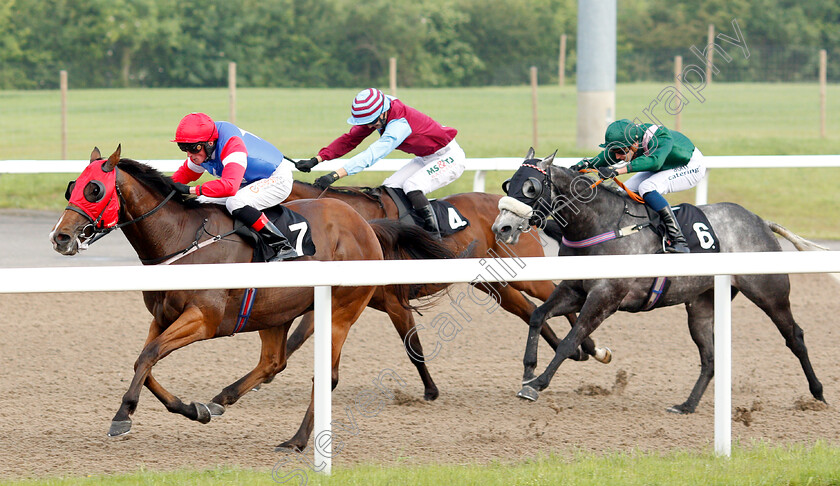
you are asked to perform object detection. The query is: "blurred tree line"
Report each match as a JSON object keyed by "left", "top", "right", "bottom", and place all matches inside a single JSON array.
[{"left": 0, "top": 0, "right": 837, "bottom": 89}]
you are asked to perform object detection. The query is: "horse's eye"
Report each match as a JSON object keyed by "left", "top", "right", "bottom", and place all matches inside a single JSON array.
[
  {"left": 83, "top": 180, "right": 107, "bottom": 203},
  {"left": 522, "top": 179, "right": 539, "bottom": 199}
]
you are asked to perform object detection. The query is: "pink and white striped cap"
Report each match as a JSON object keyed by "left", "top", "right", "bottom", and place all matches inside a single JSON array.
[{"left": 347, "top": 88, "right": 391, "bottom": 125}]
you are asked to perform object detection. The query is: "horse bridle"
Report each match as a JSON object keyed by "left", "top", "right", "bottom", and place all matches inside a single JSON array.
[
  {"left": 65, "top": 166, "right": 178, "bottom": 246},
  {"left": 502, "top": 162, "right": 559, "bottom": 228}
]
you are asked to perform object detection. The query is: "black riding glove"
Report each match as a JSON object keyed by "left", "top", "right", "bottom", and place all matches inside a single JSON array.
[
  {"left": 314, "top": 171, "right": 340, "bottom": 189},
  {"left": 172, "top": 182, "right": 192, "bottom": 195},
  {"left": 571, "top": 159, "right": 591, "bottom": 172},
  {"left": 295, "top": 157, "right": 319, "bottom": 173},
  {"left": 597, "top": 165, "right": 620, "bottom": 180}
]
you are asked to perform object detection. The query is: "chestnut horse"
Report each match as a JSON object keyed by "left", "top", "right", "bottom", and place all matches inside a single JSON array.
[
  {"left": 50, "top": 146, "right": 456, "bottom": 451},
  {"left": 283, "top": 181, "right": 612, "bottom": 379}
]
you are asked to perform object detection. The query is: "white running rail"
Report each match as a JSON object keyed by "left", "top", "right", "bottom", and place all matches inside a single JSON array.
[{"left": 0, "top": 250, "right": 838, "bottom": 471}]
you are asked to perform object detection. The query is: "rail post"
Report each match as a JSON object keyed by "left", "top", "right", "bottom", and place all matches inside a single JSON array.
[
  {"left": 714, "top": 274, "right": 732, "bottom": 457},
  {"left": 314, "top": 285, "right": 332, "bottom": 473}
]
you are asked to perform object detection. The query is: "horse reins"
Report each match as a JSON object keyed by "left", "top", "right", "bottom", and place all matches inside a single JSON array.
[
  {"left": 581, "top": 168, "right": 646, "bottom": 204},
  {"left": 557, "top": 170, "right": 651, "bottom": 248},
  {"left": 71, "top": 167, "right": 238, "bottom": 264},
  {"left": 140, "top": 219, "right": 239, "bottom": 266},
  {"left": 78, "top": 167, "right": 180, "bottom": 246},
  {"left": 518, "top": 165, "right": 651, "bottom": 248}
]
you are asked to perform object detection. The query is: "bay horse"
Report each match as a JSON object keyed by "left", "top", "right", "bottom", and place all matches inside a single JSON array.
[
  {"left": 492, "top": 148, "right": 826, "bottom": 413},
  {"left": 282, "top": 181, "right": 613, "bottom": 395},
  {"left": 49, "top": 146, "right": 457, "bottom": 451}
]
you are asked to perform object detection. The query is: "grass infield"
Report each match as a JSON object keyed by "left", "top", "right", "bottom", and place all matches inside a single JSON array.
[
  {"left": 6, "top": 441, "right": 840, "bottom": 485},
  {"left": 1, "top": 83, "right": 838, "bottom": 238}
]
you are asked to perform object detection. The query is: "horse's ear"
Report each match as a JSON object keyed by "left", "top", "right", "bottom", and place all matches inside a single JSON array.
[
  {"left": 524, "top": 147, "right": 535, "bottom": 160},
  {"left": 539, "top": 150, "right": 557, "bottom": 170},
  {"left": 90, "top": 147, "right": 101, "bottom": 163},
  {"left": 103, "top": 144, "right": 121, "bottom": 172}
]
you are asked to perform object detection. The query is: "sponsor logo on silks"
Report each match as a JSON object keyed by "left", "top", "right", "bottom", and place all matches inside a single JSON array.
[
  {"left": 667, "top": 166, "right": 700, "bottom": 181},
  {"left": 426, "top": 156, "right": 455, "bottom": 176}
]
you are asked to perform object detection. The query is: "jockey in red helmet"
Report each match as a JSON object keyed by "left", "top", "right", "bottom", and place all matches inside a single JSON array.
[
  {"left": 294, "top": 88, "right": 465, "bottom": 238},
  {"left": 171, "top": 112, "right": 298, "bottom": 261}
]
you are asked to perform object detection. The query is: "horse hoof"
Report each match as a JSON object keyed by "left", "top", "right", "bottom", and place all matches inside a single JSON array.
[
  {"left": 192, "top": 402, "right": 212, "bottom": 424},
  {"left": 108, "top": 420, "right": 132, "bottom": 437},
  {"left": 252, "top": 384, "right": 261, "bottom": 392},
  {"left": 274, "top": 441, "right": 306, "bottom": 453},
  {"left": 595, "top": 347, "right": 612, "bottom": 364},
  {"left": 517, "top": 385, "right": 539, "bottom": 401},
  {"left": 206, "top": 402, "right": 226, "bottom": 417},
  {"left": 666, "top": 404, "right": 692, "bottom": 414},
  {"left": 424, "top": 388, "right": 439, "bottom": 401}
]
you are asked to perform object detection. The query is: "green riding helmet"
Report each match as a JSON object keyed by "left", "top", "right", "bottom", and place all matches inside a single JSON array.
[{"left": 599, "top": 119, "right": 644, "bottom": 149}]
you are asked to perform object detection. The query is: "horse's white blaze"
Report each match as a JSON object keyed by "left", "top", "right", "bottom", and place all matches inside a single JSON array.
[{"left": 48, "top": 213, "right": 67, "bottom": 248}]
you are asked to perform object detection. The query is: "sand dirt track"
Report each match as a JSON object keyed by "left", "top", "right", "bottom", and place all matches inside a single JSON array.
[
  {"left": 1, "top": 271, "right": 838, "bottom": 479},
  {"left": 1, "top": 210, "right": 838, "bottom": 478}
]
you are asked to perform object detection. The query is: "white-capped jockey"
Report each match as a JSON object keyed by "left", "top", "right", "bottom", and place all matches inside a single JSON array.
[
  {"left": 294, "top": 88, "right": 465, "bottom": 237},
  {"left": 171, "top": 112, "right": 298, "bottom": 260}
]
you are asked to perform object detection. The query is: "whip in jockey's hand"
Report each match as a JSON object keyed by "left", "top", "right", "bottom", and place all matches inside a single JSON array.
[
  {"left": 170, "top": 112, "right": 299, "bottom": 261},
  {"left": 313, "top": 171, "right": 340, "bottom": 190},
  {"left": 294, "top": 157, "right": 319, "bottom": 173}
]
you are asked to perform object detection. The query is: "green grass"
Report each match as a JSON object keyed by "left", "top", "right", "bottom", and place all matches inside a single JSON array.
[
  {"left": 7, "top": 442, "right": 840, "bottom": 485},
  {"left": 1, "top": 83, "right": 839, "bottom": 237},
  {"left": 3, "top": 83, "right": 839, "bottom": 160}
]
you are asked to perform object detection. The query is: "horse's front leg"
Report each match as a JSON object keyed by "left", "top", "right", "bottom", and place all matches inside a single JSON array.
[
  {"left": 520, "top": 282, "right": 584, "bottom": 395},
  {"left": 208, "top": 327, "right": 289, "bottom": 417},
  {"left": 109, "top": 306, "right": 217, "bottom": 437},
  {"left": 129, "top": 319, "right": 204, "bottom": 425},
  {"left": 523, "top": 283, "right": 625, "bottom": 402}
]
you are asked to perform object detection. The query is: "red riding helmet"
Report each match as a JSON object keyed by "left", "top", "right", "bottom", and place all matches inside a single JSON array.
[{"left": 171, "top": 113, "right": 219, "bottom": 143}]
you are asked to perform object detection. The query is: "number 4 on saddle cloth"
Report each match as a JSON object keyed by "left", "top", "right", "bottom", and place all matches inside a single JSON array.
[
  {"left": 381, "top": 186, "right": 470, "bottom": 237},
  {"left": 235, "top": 206, "right": 316, "bottom": 262}
]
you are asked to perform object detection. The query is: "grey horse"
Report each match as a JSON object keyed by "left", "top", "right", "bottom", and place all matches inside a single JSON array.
[{"left": 492, "top": 148, "right": 827, "bottom": 413}]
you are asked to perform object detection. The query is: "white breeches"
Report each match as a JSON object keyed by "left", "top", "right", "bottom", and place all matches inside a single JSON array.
[
  {"left": 196, "top": 162, "right": 295, "bottom": 212},
  {"left": 382, "top": 139, "right": 466, "bottom": 194},
  {"left": 623, "top": 148, "right": 706, "bottom": 196}
]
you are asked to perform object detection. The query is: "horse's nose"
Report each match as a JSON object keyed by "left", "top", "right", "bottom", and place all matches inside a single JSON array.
[
  {"left": 52, "top": 232, "right": 71, "bottom": 246},
  {"left": 491, "top": 221, "right": 511, "bottom": 239},
  {"left": 50, "top": 231, "right": 75, "bottom": 254}
]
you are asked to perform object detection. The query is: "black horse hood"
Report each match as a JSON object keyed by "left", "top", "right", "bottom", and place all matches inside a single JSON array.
[{"left": 504, "top": 161, "right": 547, "bottom": 205}]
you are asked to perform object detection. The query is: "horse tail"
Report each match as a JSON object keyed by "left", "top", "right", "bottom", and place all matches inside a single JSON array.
[
  {"left": 767, "top": 221, "right": 829, "bottom": 251},
  {"left": 369, "top": 219, "right": 469, "bottom": 310}
]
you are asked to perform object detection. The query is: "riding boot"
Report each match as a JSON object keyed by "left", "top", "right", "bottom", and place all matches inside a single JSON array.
[
  {"left": 657, "top": 206, "right": 690, "bottom": 253},
  {"left": 258, "top": 219, "right": 299, "bottom": 261},
  {"left": 415, "top": 204, "right": 442, "bottom": 239},
  {"left": 231, "top": 206, "right": 299, "bottom": 261},
  {"left": 406, "top": 189, "right": 442, "bottom": 239}
]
